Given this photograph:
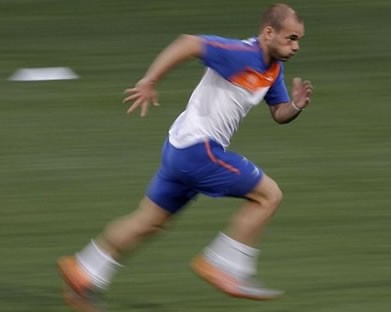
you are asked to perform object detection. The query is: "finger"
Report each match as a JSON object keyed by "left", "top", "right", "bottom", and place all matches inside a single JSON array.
[
  {"left": 122, "top": 93, "right": 140, "bottom": 104},
  {"left": 123, "top": 88, "right": 138, "bottom": 95},
  {"left": 122, "top": 88, "right": 140, "bottom": 103},
  {"left": 293, "top": 77, "right": 302, "bottom": 87},
  {"left": 140, "top": 101, "right": 149, "bottom": 117},
  {"left": 127, "top": 103, "right": 138, "bottom": 114},
  {"left": 302, "top": 80, "right": 313, "bottom": 89},
  {"left": 127, "top": 97, "right": 144, "bottom": 114},
  {"left": 304, "top": 83, "right": 312, "bottom": 91},
  {"left": 304, "top": 83, "right": 313, "bottom": 91},
  {"left": 127, "top": 103, "right": 140, "bottom": 115},
  {"left": 152, "top": 94, "right": 160, "bottom": 106}
]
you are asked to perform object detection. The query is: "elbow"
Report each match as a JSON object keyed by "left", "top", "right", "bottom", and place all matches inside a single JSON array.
[
  {"left": 272, "top": 115, "right": 291, "bottom": 124},
  {"left": 275, "top": 118, "right": 291, "bottom": 125}
]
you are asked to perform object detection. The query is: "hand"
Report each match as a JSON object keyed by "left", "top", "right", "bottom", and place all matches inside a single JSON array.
[
  {"left": 123, "top": 78, "right": 159, "bottom": 117},
  {"left": 291, "top": 77, "right": 313, "bottom": 110}
]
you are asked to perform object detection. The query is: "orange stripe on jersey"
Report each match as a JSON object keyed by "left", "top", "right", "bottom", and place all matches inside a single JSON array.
[
  {"left": 230, "top": 63, "right": 280, "bottom": 92},
  {"left": 204, "top": 141, "right": 240, "bottom": 175}
]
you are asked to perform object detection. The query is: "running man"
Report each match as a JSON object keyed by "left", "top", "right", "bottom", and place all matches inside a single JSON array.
[{"left": 58, "top": 3, "right": 313, "bottom": 311}]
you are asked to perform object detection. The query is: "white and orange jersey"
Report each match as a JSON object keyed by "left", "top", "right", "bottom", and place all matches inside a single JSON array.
[{"left": 169, "top": 35, "right": 290, "bottom": 148}]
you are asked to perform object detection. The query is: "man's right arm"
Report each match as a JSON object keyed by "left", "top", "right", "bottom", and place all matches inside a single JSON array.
[
  {"left": 123, "top": 35, "right": 203, "bottom": 117},
  {"left": 143, "top": 34, "right": 203, "bottom": 83}
]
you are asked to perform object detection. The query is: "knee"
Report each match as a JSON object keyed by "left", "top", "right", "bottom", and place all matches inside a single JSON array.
[
  {"left": 251, "top": 179, "right": 283, "bottom": 212},
  {"left": 144, "top": 220, "right": 166, "bottom": 235},
  {"left": 132, "top": 211, "right": 166, "bottom": 236},
  {"left": 269, "top": 183, "right": 283, "bottom": 209},
  {"left": 132, "top": 198, "right": 171, "bottom": 235}
]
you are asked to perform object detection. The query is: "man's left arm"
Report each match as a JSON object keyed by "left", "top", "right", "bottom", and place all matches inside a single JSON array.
[{"left": 269, "top": 77, "right": 313, "bottom": 124}]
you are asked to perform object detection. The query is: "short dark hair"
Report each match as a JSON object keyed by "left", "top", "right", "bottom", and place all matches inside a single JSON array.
[{"left": 260, "top": 3, "right": 303, "bottom": 31}]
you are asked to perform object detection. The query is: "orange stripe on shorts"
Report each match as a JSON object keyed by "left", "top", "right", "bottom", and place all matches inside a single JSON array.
[{"left": 204, "top": 141, "right": 240, "bottom": 175}]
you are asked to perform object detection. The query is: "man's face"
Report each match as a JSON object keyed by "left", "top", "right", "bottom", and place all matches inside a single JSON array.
[{"left": 268, "top": 17, "right": 304, "bottom": 62}]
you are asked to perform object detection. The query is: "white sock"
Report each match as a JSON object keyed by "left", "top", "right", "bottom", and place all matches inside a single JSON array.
[
  {"left": 76, "top": 240, "right": 122, "bottom": 289},
  {"left": 204, "top": 232, "right": 260, "bottom": 277}
]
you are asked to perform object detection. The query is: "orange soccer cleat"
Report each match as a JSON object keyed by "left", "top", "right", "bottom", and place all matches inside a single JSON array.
[{"left": 191, "top": 254, "right": 284, "bottom": 300}]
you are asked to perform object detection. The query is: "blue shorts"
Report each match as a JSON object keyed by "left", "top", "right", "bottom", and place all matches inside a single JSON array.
[{"left": 146, "top": 139, "right": 263, "bottom": 213}]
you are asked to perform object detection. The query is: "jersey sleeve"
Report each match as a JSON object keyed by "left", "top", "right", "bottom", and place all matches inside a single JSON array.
[
  {"left": 198, "top": 35, "right": 250, "bottom": 79},
  {"left": 264, "top": 64, "right": 290, "bottom": 105}
]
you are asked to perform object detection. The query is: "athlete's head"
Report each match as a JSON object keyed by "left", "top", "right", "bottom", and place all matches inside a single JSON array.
[{"left": 259, "top": 3, "right": 304, "bottom": 62}]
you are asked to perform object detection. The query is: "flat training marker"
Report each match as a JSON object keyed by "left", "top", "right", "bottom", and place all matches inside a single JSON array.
[{"left": 8, "top": 67, "right": 79, "bottom": 81}]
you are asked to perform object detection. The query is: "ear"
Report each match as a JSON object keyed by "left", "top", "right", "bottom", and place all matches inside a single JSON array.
[{"left": 263, "top": 26, "right": 274, "bottom": 41}]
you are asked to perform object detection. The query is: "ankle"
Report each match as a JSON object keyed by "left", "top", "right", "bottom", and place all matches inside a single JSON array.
[
  {"left": 204, "top": 232, "right": 260, "bottom": 277},
  {"left": 76, "top": 240, "right": 123, "bottom": 289}
]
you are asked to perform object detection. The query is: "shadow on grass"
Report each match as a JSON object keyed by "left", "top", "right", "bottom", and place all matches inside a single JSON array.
[{"left": 0, "top": 282, "right": 167, "bottom": 312}]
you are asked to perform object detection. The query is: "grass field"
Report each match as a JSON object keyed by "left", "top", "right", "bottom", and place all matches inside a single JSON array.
[{"left": 0, "top": 0, "right": 390, "bottom": 311}]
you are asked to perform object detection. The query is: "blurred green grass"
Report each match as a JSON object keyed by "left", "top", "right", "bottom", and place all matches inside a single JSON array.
[{"left": 0, "top": 0, "right": 390, "bottom": 311}]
